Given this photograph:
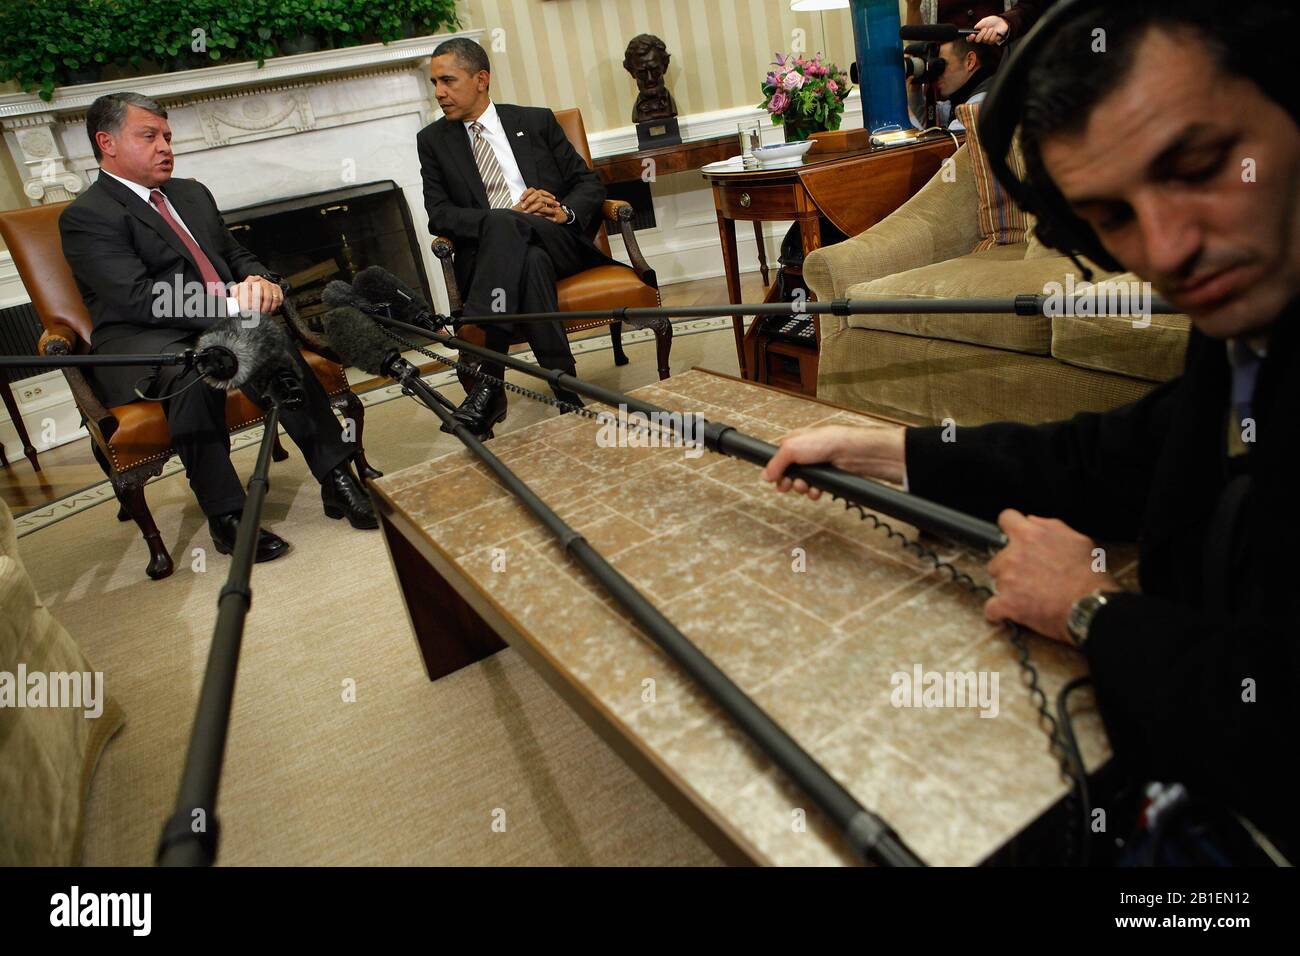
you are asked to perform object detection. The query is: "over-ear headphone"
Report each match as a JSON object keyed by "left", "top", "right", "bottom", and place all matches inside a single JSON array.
[
  {"left": 979, "top": 0, "right": 1117, "bottom": 276},
  {"left": 979, "top": 0, "right": 1300, "bottom": 279}
]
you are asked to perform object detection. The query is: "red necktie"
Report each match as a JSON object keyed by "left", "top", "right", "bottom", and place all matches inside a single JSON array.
[{"left": 148, "top": 189, "right": 225, "bottom": 295}]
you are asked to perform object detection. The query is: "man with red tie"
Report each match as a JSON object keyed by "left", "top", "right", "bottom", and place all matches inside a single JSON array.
[{"left": 59, "top": 92, "right": 377, "bottom": 562}]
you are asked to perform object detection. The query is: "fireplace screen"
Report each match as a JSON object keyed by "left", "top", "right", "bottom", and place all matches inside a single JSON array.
[{"left": 223, "top": 180, "right": 431, "bottom": 330}]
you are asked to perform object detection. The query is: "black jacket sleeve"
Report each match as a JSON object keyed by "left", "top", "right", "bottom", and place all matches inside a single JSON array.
[
  {"left": 58, "top": 201, "right": 206, "bottom": 333},
  {"left": 1001, "top": 0, "right": 1055, "bottom": 38},
  {"left": 419, "top": 128, "right": 487, "bottom": 243},
  {"left": 904, "top": 375, "right": 1183, "bottom": 542},
  {"left": 543, "top": 111, "right": 605, "bottom": 235},
  {"left": 1084, "top": 591, "right": 1297, "bottom": 842}
]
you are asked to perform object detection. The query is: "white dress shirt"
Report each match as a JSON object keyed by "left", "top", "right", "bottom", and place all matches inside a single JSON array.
[
  {"left": 99, "top": 168, "right": 241, "bottom": 316},
  {"left": 464, "top": 101, "right": 528, "bottom": 206}
]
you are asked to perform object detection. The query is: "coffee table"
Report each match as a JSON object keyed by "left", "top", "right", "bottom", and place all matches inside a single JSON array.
[{"left": 369, "top": 369, "right": 1116, "bottom": 865}]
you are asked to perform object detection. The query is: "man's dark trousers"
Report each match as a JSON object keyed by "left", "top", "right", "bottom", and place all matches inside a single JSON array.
[
  {"left": 461, "top": 210, "right": 607, "bottom": 381},
  {"left": 135, "top": 337, "right": 353, "bottom": 518}
]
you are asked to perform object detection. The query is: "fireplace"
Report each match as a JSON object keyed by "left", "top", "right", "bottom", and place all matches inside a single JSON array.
[{"left": 224, "top": 180, "right": 432, "bottom": 328}]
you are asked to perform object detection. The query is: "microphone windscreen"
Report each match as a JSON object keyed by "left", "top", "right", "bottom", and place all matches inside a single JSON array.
[
  {"left": 899, "top": 24, "right": 962, "bottom": 42},
  {"left": 353, "top": 266, "right": 431, "bottom": 323},
  {"left": 322, "top": 279, "right": 370, "bottom": 312},
  {"left": 196, "top": 315, "right": 297, "bottom": 391},
  {"left": 323, "top": 307, "right": 398, "bottom": 377}
]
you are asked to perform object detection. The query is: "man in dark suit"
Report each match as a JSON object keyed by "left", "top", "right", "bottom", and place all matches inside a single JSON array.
[
  {"left": 59, "top": 92, "right": 377, "bottom": 562},
  {"left": 417, "top": 37, "right": 618, "bottom": 436},
  {"left": 764, "top": 0, "right": 1297, "bottom": 860}
]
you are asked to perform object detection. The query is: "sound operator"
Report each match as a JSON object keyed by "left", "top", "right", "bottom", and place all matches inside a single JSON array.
[{"left": 765, "top": 0, "right": 1297, "bottom": 861}]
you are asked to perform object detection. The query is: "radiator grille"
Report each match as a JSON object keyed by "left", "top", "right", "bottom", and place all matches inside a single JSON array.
[{"left": 0, "top": 302, "right": 43, "bottom": 385}]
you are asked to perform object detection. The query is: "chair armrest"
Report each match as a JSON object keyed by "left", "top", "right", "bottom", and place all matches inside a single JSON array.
[
  {"left": 38, "top": 325, "right": 76, "bottom": 357},
  {"left": 279, "top": 299, "right": 342, "bottom": 364},
  {"left": 804, "top": 145, "right": 982, "bottom": 330},
  {"left": 601, "top": 201, "right": 657, "bottom": 289},
  {"left": 430, "top": 235, "right": 463, "bottom": 314}
]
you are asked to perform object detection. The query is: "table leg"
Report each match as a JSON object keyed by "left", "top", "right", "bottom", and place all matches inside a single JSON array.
[
  {"left": 0, "top": 380, "right": 39, "bottom": 472},
  {"left": 752, "top": 221, "right": 770, "bottom": 287},
  {"left": 715, "top": 210, "right": 746, "bottom": 378},
  {"left": 378, "top": 510, "right": 507, "bottom": 681}
]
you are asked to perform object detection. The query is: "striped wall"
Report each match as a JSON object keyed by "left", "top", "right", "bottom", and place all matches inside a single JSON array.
[{"left": 455, "top": 0, "right": 863, "bottom": 135}]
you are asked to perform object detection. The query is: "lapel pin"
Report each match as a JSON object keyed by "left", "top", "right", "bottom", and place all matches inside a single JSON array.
[{"left": 516, "top": 131, "right": 524, "bottom": 137}]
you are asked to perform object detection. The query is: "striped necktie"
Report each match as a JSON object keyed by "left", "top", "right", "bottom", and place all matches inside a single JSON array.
[{"left": 468, "top": 121, "right": 513, "bottom": 209}]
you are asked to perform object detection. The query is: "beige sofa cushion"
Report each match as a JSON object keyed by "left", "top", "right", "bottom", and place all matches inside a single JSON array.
[
  {"left": 1052, "top": 308, "right": 1191, "bottom": 382},
  {"left": 1, "top": 499, "right": 124, "bottom": 864},
  {"left": 843, "top": 249, "right": 1091, "bottom": 356}
]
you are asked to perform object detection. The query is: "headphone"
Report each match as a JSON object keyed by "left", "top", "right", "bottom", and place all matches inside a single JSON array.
[
  {"left": 978, "top": 0, "right": 1300, "bottom": 278},
  {"left": 978, "top": 0, "right": 1118, "bottom": 275}
]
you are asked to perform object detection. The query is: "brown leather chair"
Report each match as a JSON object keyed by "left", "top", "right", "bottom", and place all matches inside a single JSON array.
[
  {"left": 431, "top": 107, "right": 672, "bottom": 393},
  {"left": 0, "top": 201, "right": 379, "bottom": 581}
]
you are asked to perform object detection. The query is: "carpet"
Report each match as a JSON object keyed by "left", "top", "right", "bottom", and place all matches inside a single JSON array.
[{"left": 14, "top": 322, "right": 744, "bottom": 866}]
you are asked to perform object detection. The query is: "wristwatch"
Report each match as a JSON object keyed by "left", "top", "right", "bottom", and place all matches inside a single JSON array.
[
  {"left": 561, "top": 204, "right": 576, "bottom": 225},
  {"left": 1066, "top": 589, "right": 1115, "bottom": 648}
]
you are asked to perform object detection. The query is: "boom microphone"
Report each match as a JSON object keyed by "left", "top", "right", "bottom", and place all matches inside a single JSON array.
[
  {"left": 196, "top": 315, "right": 305, "bottom": 407},
  {"left": 352, "top": 266, "right": 447, "bottom": 332},
  {"left": 321, "top": 279, "right": 374, "bottom": 314},
  {"left": 323, "top": 306, "right": 418, "bottom": 379},
  {"left": 899, "top": 24, "right": 973, "bottom": 42}
]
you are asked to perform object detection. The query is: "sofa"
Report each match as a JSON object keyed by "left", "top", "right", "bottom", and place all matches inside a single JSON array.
[{"left": 803, "top": 142, "right": 1192, "bottom": 426}]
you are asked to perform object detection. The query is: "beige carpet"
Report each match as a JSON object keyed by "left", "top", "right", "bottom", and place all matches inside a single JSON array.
[{"left": 16, "top": 325, "right": 743, "bottom": 866}]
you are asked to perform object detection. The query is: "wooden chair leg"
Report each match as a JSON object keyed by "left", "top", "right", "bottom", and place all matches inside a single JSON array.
[
  {"left": 271, "top": 432, "right": 289, "bottom": 462},
  {"left": 1, "top": 380, "right": 40, "bottom": 472},
  {"left": 340, "top": 390, "right": 383, "bottom": 480},
  {"left": 114, "top": 475, "right": 174, "bottom": 580},
  {"left": 610, "top": 321, "right": 629, "bottom": 366},
  {"left": 654, "top": 318, "right": 674, "bottom": 380}
]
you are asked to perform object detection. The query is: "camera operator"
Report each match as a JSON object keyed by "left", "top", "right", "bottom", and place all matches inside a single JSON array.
[{"left": 908, "top": 35, "right": 1000, "bottom": 132}]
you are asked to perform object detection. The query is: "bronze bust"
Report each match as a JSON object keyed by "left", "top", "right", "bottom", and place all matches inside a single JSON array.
[{"left": 623, "top": 34, "right": 677, "bottom": 124}]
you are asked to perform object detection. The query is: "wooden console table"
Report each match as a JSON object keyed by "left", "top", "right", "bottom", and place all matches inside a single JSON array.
[{"left": 703, "top": 134, "right": 960, "bottom": 390}]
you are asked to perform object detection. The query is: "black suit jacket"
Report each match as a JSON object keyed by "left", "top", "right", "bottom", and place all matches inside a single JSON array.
[
  {"left": 59, "top": 173, "right": 272, "bottom": 406},
  {"left": 416, "top": 103, "right": 611, "bottom": 292},
  {"left": 906, "top": 312, "right": 1298, "bottom": 855}
]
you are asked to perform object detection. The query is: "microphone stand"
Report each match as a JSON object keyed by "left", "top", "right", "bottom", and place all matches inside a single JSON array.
[
  {"left": 413, "top": 293, "right": 1179, "bottom": 328},
  {"left": 0, "top": 351, "right": 198, "bottom": 369},
  {"left": 370, "top": 353, "right": 924, "bottom": 867},
  {"left": 155, "top": 401, "right": 282, "bottom": 867},
  {"left": 375, "top": 313, "right": 1005, "bottom": 552}
]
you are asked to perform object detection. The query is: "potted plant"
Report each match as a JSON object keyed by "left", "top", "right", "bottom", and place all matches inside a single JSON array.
[{"left": 758, "top": 52, "right": 853, "bottom": 143}]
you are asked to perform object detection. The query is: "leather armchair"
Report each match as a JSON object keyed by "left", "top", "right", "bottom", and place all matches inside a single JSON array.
[
  {"left": 0, "top": 201, "right": 379, "bottom": 580},
  {"left": 431, "top": 108, "right": 672, "bottom": 394}
]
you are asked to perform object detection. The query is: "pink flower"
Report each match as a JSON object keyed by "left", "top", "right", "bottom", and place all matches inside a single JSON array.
[
  {"left": 769, "top": 90, "right": 789, "bottom": 113},
  {"left": 782, "top": 70, "right": 804, "bottom": 91},
  {"left": 774, "top": 52, "right": 786, "bottom": 66},
  {"left": 828, "top": 80, "right": 838, "bottom": 93}
]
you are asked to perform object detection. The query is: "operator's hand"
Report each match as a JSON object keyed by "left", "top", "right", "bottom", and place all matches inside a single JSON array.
[
  {"left": 984, "top": 510, "right": 1121, "bottom": 643},
  {"left": 232, "top": 275, "right": 284, "bottom": 316},
  {"left": 513, "top": 187, "right": 567, "bottom": 223},
  {"left": 972, "top": 15, "right": 1010, "bottom": 45},
  {"left": 762, "top": 425, "right": 907, "bottom": 499}
]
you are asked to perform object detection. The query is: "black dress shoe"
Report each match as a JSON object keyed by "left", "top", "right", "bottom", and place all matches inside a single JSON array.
[
  {"left": 208, "top": 513, "right": 291, "bottom": 563},
  {"left": 453, "top": 380, "right": 508, "bottom": 437},
  {"left": 321, "top": 464, "right": 379, "bottom": 529},
  {"left": 551, "top": 385, "right": 585, "bottom": 412}
]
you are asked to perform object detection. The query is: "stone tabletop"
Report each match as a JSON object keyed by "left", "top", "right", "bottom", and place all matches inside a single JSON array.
[{"left": 373, "top": 369, "right": 1114, "bottom": 866}]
